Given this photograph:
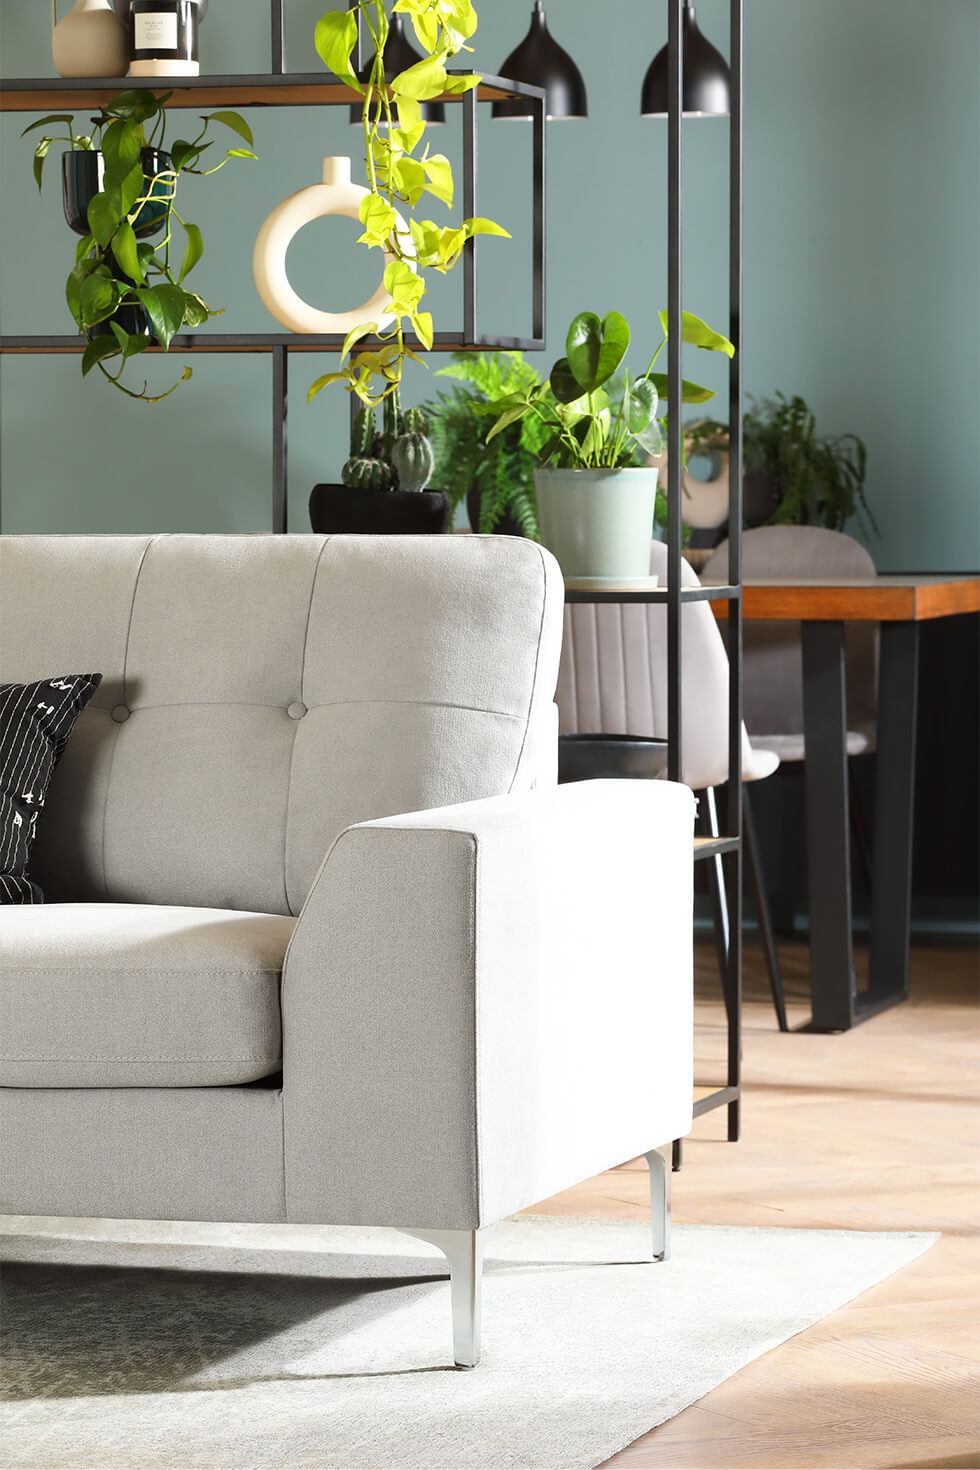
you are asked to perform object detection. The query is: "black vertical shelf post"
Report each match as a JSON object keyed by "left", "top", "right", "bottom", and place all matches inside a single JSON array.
[
  {"left": 271, "top": 0, "right": 285, "bottom": 74},
  {"left": 666, "top": 0, "right": 684, "bottom": 784},
  {"left": 462, "top": 87, "right": 478, "bottom": 343},
  {"left": 724, "top": 0, "right": 744, "bottom": 1142},
  {"left": 272, "top": 344, "right": 288, "bottom": 534}
]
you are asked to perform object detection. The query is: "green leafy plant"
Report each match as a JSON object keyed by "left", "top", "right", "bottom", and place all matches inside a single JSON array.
[
  {"left": 307, "top": 0, "right": 510, "bottom": 412},
  {"left": 342, "top": 389, "right": 435, "bottom": 491},
  {"left": 24, "top": 90, "right": 256, "bottom": 401},
  {"left": 484, "top": 308, "right": 734, "bottom": 470},
  {"left": 687, "top": 393, "right": 876, "bottom": 534},
  {"left": 422, "top": 351, "right": 545, "bottom": 536}
]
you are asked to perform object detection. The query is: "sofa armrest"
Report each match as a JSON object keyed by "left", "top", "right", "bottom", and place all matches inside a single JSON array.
[{"left": 281, "top": 779, "right": 695, "bottom": 1230}]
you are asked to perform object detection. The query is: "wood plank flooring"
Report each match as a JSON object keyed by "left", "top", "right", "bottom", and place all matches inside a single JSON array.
[{"left": 527, "top": 940, "right": 980, "bottom": 1470}]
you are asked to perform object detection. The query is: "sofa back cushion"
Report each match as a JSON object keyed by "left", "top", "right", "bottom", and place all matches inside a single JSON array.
[{"left": 0, "top": 535, "right": 562, "bottom": 916}]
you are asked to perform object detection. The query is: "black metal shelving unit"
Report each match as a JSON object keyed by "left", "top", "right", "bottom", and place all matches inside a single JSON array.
[
  {"left": 0, "top": 3, "right": 547, "bottom": 534},
  {"left": 566, "top": 0, "right": 744, "bottom": 1149},
  {"left": 3, "top": 0, "right": 744, "bottom": 1146}
]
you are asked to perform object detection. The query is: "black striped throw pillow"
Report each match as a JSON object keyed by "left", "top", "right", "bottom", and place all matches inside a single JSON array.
[{"left": 0, "top": 674, "right": 103, "bottom": 905}]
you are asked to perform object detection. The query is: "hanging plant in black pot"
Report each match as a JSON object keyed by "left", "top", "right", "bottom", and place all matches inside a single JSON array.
[
  {"left": 24, "top": 87, "right": 255, "bottom": 401},
  {"left": 310, "top": 394, "right": 450, "bottom": 534}
]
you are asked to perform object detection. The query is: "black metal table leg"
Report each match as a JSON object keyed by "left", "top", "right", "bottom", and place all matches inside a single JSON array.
[
  {"left": 801, "top": 621, "right": 856, "bottom": 1030},
  {"left": 866, "top": 621, "right": 920, "bottom": 1018}
]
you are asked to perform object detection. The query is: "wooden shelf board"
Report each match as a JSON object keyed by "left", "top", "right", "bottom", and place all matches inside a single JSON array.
[
  {"left": 0, "top": 333, "right": 543, "bottom": 356},
  {"left": 0, "top": 73, "right": 525, "bottom": 113}
]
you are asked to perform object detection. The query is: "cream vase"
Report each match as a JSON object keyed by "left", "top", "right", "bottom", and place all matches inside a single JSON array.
[
  {"left": 252, "top": 157, "right": 417, "bottom": 336},
  {"left": 534, "top": 466, "right": 660, "bottom": 579},
  {"left": 52, "top": 0, "right": 128, "bottom": 79}
]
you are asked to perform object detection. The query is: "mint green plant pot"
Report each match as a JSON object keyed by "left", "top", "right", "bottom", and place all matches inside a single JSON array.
[{"left": 534, "top": 467, "right": 659, "bottom": 578}]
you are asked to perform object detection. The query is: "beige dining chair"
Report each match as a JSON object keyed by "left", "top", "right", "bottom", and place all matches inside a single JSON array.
[{"left": 557, "top": 539, "right": 789, "bottom": 1031}]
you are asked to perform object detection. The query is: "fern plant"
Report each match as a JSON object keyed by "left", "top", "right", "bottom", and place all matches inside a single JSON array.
[{"left": 422, "top": 351, "right": 545, "bottom": 536}]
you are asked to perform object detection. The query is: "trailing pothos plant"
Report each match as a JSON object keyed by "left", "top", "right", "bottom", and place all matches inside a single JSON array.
[
  {"left": 24, "top": 89, "right": 256, "bottom": 401},
  {"left": 307, "top": 0, "right": 510, "bottom": 411},
  {"left": 485, "top": 308, "right": 735, "bottom": 468}
]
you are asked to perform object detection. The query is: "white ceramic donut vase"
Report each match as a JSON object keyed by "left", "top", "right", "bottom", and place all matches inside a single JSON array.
[{"left": 252, "top": 157, "right": 416, "bottom": 335}]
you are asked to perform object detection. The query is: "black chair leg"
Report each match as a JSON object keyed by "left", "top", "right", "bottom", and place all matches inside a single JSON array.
[
  {"left": 702, "top": 787, "right": 735, "bottom": 1032},
  {"left": 672, "top": 1138, "right": 683, "bottom": 1172},
  {"left": 743, "top": 787, "right": 790, "bottom": 1032}
]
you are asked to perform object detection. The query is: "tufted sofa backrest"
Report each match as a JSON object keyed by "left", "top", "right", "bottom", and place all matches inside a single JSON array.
[{"left": 0, "top": 535, "right": 562, "bottom": 915}]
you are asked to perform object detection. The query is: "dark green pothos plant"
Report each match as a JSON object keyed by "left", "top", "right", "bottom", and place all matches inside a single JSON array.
[{"left": 25, "top": 90, "right": 256, "bottom": 401}]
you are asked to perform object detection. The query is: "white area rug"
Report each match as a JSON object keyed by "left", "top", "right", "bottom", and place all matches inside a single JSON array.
[{"left": 0, "top": 1215, "right": 934, "bottom": 1470}]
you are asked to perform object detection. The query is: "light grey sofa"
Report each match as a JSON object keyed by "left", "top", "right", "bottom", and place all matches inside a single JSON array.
[{"left": 0, "top": 534, "right": 695, "bottom": 1368}]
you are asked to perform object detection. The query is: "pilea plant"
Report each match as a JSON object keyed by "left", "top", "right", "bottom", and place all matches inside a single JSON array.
[
  {"left": 24, "top": 89, "right": 256, "bottom": 402},
  {"left": 342, "top": 390, "right": 435, "bottom": 491},
  {"left": 307, "top": 0, "right": 509, "bottom": 412}
]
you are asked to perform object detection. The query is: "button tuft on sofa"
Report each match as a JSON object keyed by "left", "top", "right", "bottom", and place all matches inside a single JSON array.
[
  {"left": 110, "top": 704, "right": 130, "bottom": 723},
  {"left": 286, "top": 701, "right": 308, "bottom": 720}
]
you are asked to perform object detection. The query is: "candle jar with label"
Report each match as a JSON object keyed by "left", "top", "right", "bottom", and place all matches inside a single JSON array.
[{"left": 129, "top": 0, "right": 201, "bottom": 77}]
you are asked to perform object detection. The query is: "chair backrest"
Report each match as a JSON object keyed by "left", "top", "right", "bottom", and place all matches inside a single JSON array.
[
  {"left": 0, "top": 534, "right": 562, "bottom": 915},
  {"left": 557, "top": 540, "right": 756, "bottom": 791},
  {"left": 703, "top": 525, "right": 878, "bottom": 741}
]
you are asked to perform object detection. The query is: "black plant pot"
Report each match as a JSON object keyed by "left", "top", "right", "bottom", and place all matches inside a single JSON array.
[
  {"left": 309, "top": 484, "right": 452, "bottom": 535},
  {"left": 63, "top": 149, "right": 173, "bottom": 239},
  {"left": 466, "top": 482, "right": 526, "bottom": 538}
]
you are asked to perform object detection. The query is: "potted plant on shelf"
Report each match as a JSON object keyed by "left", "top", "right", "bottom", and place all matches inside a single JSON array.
[
  {"left": 24, "top": 88, "right": 255, "bottom": 401},
  {"left": 686, "top": 393, "right": 876, "bottom": 535},
  {"left": 422, "top": 351, "right": 543, "bottom": 537},
  {"left": 310, "top": 390, "right": 450, "bottom": 533},
  {"left": 484, "top": 307, "right": 734, "bottom": 577},
  {"left": 305, "top": 0, "right": 510, "bottom": 532}
]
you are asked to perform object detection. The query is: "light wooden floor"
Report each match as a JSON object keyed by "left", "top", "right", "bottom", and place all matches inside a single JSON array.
[{"left": 529, "top": 939, "right": 980, "bottom": 1470}]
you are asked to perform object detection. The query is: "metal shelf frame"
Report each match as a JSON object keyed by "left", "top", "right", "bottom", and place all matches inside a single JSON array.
[
  {"left": 0, "top": 3, "right": 547, "bottom": 534},
  {"left": 564, "top": 0, "right": 744, "bottom": 1149}
]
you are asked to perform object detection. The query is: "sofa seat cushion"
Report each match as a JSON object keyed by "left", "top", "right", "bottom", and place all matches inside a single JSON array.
[{"left": 0, "top": 903, "right": 294, "bottom": 1087}]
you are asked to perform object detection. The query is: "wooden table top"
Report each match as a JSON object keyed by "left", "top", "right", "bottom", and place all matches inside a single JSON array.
[
  {"left": 562, "top": 573, "right": 980, "bottom": 621},
  {"left": 708, "top": 575, "right": 980, "bottom": 622}
]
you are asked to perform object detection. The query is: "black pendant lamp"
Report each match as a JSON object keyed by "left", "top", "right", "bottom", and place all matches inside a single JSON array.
[
  {"left": 492, "top": 2, "right": 587, "bottom": 121},
  {"left": 641, "top": 1, "right": 730, "bottom": 118},
  {"left": 349, "top": 14, "right": 445, "bottom": 126}
]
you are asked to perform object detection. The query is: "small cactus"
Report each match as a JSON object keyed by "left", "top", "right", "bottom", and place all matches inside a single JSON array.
[
  {"left": 339, "top": 386, "right": 434, "bottom": 494},
  {"left": 392, "top": 430, "right": 435, "bottom": 493},
  {"left": 342, "top": 456, "right": 396, "bottom": 492},
  {"left": 350, "top": 406, "right": 376, "bottom": 457}
]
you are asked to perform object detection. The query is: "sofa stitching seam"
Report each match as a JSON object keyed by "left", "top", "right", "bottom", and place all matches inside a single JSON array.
[
  {"left": 507, "top": 543, "right": 551, "bottom": 795},
  {"left": 101, "top": 535, "right": 156, "bottom": 900},
  {"left": 283, "top": 537, "right": 332, "bottom": 917}
]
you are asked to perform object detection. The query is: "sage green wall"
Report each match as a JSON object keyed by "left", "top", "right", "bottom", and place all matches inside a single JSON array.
[{"left": 2, "top": 0, "right": 978, "bottom": 569}]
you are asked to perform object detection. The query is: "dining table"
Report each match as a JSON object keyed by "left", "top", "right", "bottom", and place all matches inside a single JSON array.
[{"left": 713, "top": 574, "right": 980, "bottom": 1031}]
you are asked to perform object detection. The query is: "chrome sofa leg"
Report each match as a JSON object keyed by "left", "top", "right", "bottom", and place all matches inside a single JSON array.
[
  {"left": 645, "top": 1147, "right": 671, "bottom": 1261},
  {"left": 402, "top": 1227, "right": 486, "bottom": 1368}
]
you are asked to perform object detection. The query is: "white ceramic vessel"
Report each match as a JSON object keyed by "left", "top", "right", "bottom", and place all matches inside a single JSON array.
[
  {"left": 534, "top": 466, "right": 660, "bottom": 579},
  {"left": 253, "top": 157, "right": 417, "bottom": 336},
  {"left": 51, "top": 0, "right": 128, "bottom": 79}
]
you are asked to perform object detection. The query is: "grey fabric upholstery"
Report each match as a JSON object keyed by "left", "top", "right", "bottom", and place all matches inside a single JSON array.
[
  {"left": 0, "top": 535, "right": 562, "bottom": 915},
  {"left": 703, "top": 527, "right": 878, "bottom": 758},
  {"left": 0, "top": 904, "right": 293, "bottom": 1087},
  {"left": 0, "top": 1085, "right": 286, "bottom": 1221},
  {"left": 282, "top": 780, "right": 695, "bottom": 1230}
]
